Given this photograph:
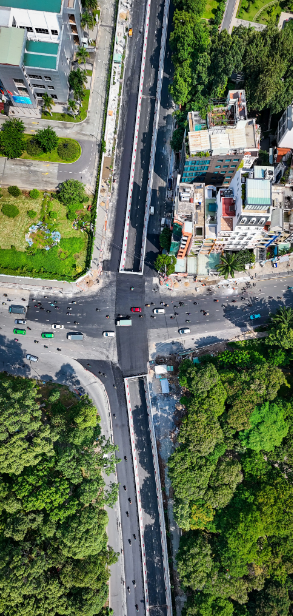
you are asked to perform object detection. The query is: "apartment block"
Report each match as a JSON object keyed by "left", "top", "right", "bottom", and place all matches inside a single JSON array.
[
  {"left": 277, "top": 104, "right": 293, "bottom": 147},
  {"left": 171, "top": 182, "right": 205, "bottom": 259},
  {"left": 0, "top": 0, "right": 83, "bottom": 107},
  {"left": 180, "top": 90, "right": 260, "bottom": 188}
]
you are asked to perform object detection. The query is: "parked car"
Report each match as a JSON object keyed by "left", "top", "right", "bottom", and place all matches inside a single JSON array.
[
  {"left": 14, "top": 319, "right": 26, "bottom": 325},
  {"left": 153, "top": 308, "right": 165, "bottom": 314},
  {"left": 250, "top": 313, "right": 261, "bottom": 320},
  {"left": 41, "top": 332, "right": 54, "bottom": 338},
  {"left": 130, "top": 307, "right": 141, "bottom": 313},
  {"left": 178, "top": 327, "right": 190, "bottom": 334},
  {"left": 103, "top": 331, "right": 115, "bottom": 337},
  {"left": 26, "top": 354, "right": 38, "bottom": 362},
  {"left": 52, "top": 324, "right": 64, "bottom": 329},
  {"left": 13, "top": 328, "right": 26, "bottom": 335}
]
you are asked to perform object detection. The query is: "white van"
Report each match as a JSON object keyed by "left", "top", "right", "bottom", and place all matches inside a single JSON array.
[
  {"left": 153, "top": 308, "right": 165, "bottom": 314},
  {"left": 178, "top": 328, "right": 190, "bottom": 335},
  {"left": 103, "top": 331, "right": 115, "bottom": 337}
]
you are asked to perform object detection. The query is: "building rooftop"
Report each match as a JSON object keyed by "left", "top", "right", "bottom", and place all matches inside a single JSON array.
[
  {"left": 254, "top": 166, "right": 274, "bottom": 180},
  {"left": 222, "top": 197, "right": 236, "bottom": 217},
  {"left": 246, "top": 178, "right": 271, "bottom": 206},
  {"left": 221, "top": 216, "right": 233, "bottom": 231},
  {"left": 24, "top": 39, "right": 59, "bottom": 69},
  {"left": 0, "top": 26, "right": 25, "bottom": 66},
  {"left": 239, "top": 214, "right": 269, "bottom": 226},
  {"left": 0, "top": 0, "right": 62, "bottom": 12},
  {"left": 188, "top": 119, "right": 259, "bottom": 156}
]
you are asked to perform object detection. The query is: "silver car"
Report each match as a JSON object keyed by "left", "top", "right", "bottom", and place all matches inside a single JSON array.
[
  {"left": 26, "top": 354, "right": 38, "bottom": 362},
  {"left": 15, "top": 319, "right": 26, "bottom": 325}
]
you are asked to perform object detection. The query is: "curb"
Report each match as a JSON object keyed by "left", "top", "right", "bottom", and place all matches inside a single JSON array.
[{"left": 119, "top": 0, "right": 152, "bottom": 272}]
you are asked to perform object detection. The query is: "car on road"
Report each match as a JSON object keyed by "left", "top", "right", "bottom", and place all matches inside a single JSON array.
[
  {"left": 14, "top": 319, "right": 26, "bottom": 324},
  {"left": 129, "top": 27, "right": 133, "bottom": 36},
  {"left": 103, "top": 331, "right": 115, "bottom": 337},
  {"left": 41, "top": 332, "right": 54, "bottom": 338},
  {"left": 153, "top": 308, "right": 165, "bottom": 314},
  {"left": 26, "top": 354, "right": 38, "bottom": 362},
  {"left": 178, "top": 327, "right": 190, "bottom": 334},
  {"left": 13, "top": 328, "right": 26, "bottom": 335},
  {"left": 52, "top": 324, "right": 64, "bottom": 329},
  {"left": 67, "top": 332, "right": 83, "bottom": 340},
  {"left": 250, "top": 313, "right": 261, "bottom": 320},
  {"left": 9, "top": 305, "right": 26, "bottom": 314},
  {"left": 130, "top": 307, "right": 141, "bottom": 313}
]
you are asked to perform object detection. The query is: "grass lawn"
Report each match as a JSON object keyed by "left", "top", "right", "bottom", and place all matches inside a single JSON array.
[
  {"left": 41, "top": 90, "right": 90, "bottom": 123},
  {"left": 86, "top": 69, "right": 93, "bottom": 76},
  {"left": 237, "top": 0, "right": 280, "bottom": 22},
  {"left": 20, "top": 135, "right": 81, "bottom": 164},
  {"left": 202, "top": 0, "right": 219, "bottom": 19},
  {"left": 0, "top": 188, "right": 89, "bottom": 279}
]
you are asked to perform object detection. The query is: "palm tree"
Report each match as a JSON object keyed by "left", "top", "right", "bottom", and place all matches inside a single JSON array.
[
  {"left": 216, "top": 252, "right": 240, "bottom": 279},
  {"left": 81, "top": 11, "right": 95, "bottom": 30},
  {"left": 67, "top": 99, "right": 78, "bottom": 116},
  {"left": 270, "top": 306, "right": 293, "bottom": 329},
  {"left": 76, "top": 45, "right": 90, "bottom": 70},
  {"left": 42, "top": 93, "right": 55, "bottom": 116}
]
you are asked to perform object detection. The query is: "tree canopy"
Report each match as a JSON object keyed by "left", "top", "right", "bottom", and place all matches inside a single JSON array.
[
  {"left": 0, "top": 375, "right": 118, "bottom": 616},
  {"left": 169, "top": 314, "right": 293, "bottom": 615}
]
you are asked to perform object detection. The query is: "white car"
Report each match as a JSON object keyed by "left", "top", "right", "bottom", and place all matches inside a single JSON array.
[
  {"left": 178, "top": 327, "right": 190, "bottom": 335},
  {"left": 103, "top": 331, "right": 115, "bottom": 337},
  {"left": 26, "top": 354, "right": 38, "bottom": 362},
  {"left": 52, "top": 324, "right": 64, "bottom": 329},
  {"left": 153, "top": 308, "right": 165, "bottom": 314},
  {"left": 15, "top": 319, "right": 26, "bottom": 324}
]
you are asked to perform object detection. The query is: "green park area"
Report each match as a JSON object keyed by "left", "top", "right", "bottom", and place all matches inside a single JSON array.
[
  {"left": 202, "top": 0, "right": 220, "bottom": 20},
  {"left": 21, "top": 135, "right": 81, "bottom": 163},
  {"left": 169, "top": 305, "right": 293, "bottom": 616},
  {"left": 237, "top": 0, "right": 281, "bottom": 23},
  {"left": 0, "top": 374, "right": 118, "bottom": 615},
  {"left": 0, "top": 180, "right": 93, "bottom": 281}
]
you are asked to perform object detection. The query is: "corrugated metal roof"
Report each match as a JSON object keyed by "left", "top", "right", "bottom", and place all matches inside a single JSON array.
[
  {"left": 24, "top": 52, "right": 57, "bottom": 69},
  {"left": 175, "top": 257, "right": 186, "bottom": 273},
  {"left": 187, "top": 256, "right": 197, "bottom": 274},
  {"left": 26, "top": 40, "right": 59, "bottom": 55},
  {"left": 254, "top": 166, "right": 274, "bottom": 179},
  {"left": 210, "top": 132, "right": 229, "bottom": 151},
  {"left": 0, "top": 26, "right": 24, "bottom": 66},
  {"left": 246, "top": 179, "right": 271, "bottom": 205},
  {"left": 189, "top": 130, "right": 210, "bottom": 153}
]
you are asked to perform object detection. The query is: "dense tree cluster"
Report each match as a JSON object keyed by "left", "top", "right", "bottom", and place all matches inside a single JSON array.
[
  {"left": 0, "top": 374, "right": 118, "bottom": 615},
  {"left": 169, "top": 2, "right": 293, "bottom": 117},
  {"left": 169, "top": 308, "right": 293, "bottom": 615}
]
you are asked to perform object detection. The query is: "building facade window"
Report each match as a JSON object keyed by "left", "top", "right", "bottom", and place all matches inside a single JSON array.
[
  {"left": 35, "top": 28, "right": 49, "bottom": 34},
  {"left": 48, "top": 86, "right": 55, "bottom": 90},
  {"left": 28, "top": 74, "right": 42, "bottom": 79},
  {"left": 33, "top": 84, "right": 45, "bottom": 89},
  {"left": 51, "top": 29, "right": 58, "bottom": 35},
  {"left": 51, "top": 95, "right": 58, "bottom": 99},
  {"left": 44, "top": 76, "right": 52, "bottom": 81}
]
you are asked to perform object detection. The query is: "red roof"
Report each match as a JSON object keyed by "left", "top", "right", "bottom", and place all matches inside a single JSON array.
[
  {"left": 276, "top": 148, "right": 291, "bottom": 163},
  {"left": 222, "top": 197, "right": 236, "bottom": 217}
]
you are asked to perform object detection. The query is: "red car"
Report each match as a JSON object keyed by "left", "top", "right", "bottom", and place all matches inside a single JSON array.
[{"left": 131, "top": 307, "right": 141, "bottom": 313}]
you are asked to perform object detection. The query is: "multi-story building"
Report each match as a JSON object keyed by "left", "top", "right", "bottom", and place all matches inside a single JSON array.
[
  {"left": 180, "top": 90, "right": 260, "bottom": 188},
  {"left": 277, "top": 104, "right": 293, "bottom": 147},
  {"left": 171, "top": 182, "right": 205, "bottom": 259},
  {"left": 0, "top": 0, "right": 83, "bottom": 108}
]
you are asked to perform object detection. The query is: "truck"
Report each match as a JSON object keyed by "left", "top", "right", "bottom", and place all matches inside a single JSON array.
[
  {"left": 67, "top": 332, "right": 84, "bottom": 340},
  {"left": 9, "top": 305, "right": 26, "bottom": 314},
  {"left": 116, "top": 318, "right": 132, "bottom": 326}
]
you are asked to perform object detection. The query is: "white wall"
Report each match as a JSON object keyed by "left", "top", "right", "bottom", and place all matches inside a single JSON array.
[
  {"left": 278, "top": 128, "right": 293, "bottom": 148},
  {"left": 11, "top": 8, "right": 60, "bottom": 38}
]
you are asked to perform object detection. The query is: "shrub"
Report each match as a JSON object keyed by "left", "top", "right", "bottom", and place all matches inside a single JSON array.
[
  {"left": 8, "top": 185, "right": 21, "bottom": 197},
  {"left": 58, "top": 179, "right": 87, "bottom": 205},
  {"left": 36, "top": 127, "right": 58, "bottom": 153},
  {"left": 2, "top": 203, "right": 20, "bottom": 218},
  {"left": 29, "top": 189, "right": 40, "bottom": 199},
  {"left": 0, "top": 118, "right": 25, "bottom": 159},
  {"left": 67, "top": 210, "right": 76, "bottom": 221},
  {"left": 26, "top": 140, "right": 43, "bottom": 157},
  {"left": 57, "top": 139, "right": 80, "bottom": 161},
  {"left": 27, "top": 210, "right": 37, "bottom": 219},
  {"left": 49, "top": 211, "right": 58, "bottom": 219}
]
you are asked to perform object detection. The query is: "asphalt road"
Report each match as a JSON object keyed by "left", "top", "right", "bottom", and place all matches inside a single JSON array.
[{"left": 221, "top": 0, "right": 240, "bottom": 32}]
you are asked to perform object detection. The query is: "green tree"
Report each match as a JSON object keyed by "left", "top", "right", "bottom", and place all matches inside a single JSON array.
[
  {"left": 82, "top": 0, "right": 97, "bottom": 9},
  {"left": 216, "top": 252, "right": 240, "bottom": 279},
  {"left": 159, "top": 227, "right": 172, "bottom": 251},
  {"left": 239, "top": 401, "right": 289, "bottom": 452},
  {"left": 266, "top": 324, "right": 293, "bottom": 350},
  {"left": 58, "top": 179, "right": 87, "bottom": 205},
  {"left": 36, "top": 127, "right": 58, "bottom": 153},
  {"left": 76, "top": 45, "right": 90, "bottom": 69},
  {"left": 42, "top": 92, "right": 55, "bottom": 115},
  {"left": 81, "top": 11, "right": 95, "bottom": 29},
  {"left": 154, "top": 254, "right": 176, "bottom": 275},
  {"left": 68, "top": 68, "right": 87, "bottom": 100},
  {"left": 177, "top": 532, "right": 213, "bottom": 591},
  {"left": 67, "top": 98, "right": 78, "bottom": 116},
  {"left": 0, "top": 118, "right": 25, "bottom": 159},
  {"left": 182, "top": 594, "right": 234, "bottom": 616},
  {"left": 270, "top": 306, "right": 293, "bottom": 329}
]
